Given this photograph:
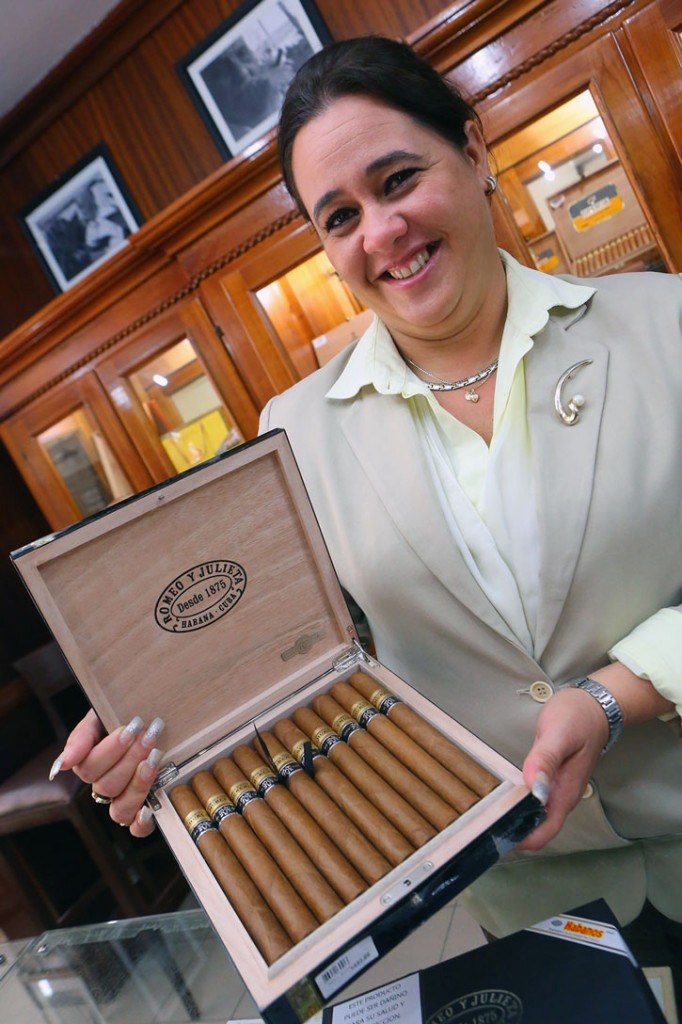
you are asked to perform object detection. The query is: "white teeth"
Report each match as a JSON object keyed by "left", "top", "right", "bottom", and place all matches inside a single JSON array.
[{"left": 388, "top": 247, "right": 430, "bottom": 280}]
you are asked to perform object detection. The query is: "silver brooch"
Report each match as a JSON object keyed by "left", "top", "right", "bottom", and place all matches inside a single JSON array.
[{"left": 554, "top": 360, "right": 593, "bottom": 425}]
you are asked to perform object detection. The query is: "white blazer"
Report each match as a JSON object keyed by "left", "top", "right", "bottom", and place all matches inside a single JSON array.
[{"left": 261, "top": 268, "right": 682, "bottom": 932}]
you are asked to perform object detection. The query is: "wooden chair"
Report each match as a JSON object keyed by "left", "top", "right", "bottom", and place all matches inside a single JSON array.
[{"left": 0, "top": 641, "right": 186, "bottom": 937}]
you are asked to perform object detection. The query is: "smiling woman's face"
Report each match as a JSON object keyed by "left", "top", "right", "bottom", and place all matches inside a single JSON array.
[{"left": 291, "top": 94, "right": 501, "bottom": 349}]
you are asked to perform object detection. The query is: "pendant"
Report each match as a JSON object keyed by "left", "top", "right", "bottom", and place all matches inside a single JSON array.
[{"left": 464, "top": 388, "right": 479, "bottom": 403}]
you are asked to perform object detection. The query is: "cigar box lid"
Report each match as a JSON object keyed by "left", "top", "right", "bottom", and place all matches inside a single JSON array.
[{"left": 11, "top": 431, "right": 357, "bottom": 769}]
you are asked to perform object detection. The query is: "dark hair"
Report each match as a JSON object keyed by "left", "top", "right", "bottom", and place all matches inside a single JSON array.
[{"left": 278, "top": 36, "right": 481, "bottom": 217}]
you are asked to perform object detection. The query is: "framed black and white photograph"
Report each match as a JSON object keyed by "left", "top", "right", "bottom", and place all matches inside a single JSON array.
[
  {"left": 178, "top": 0, "right": 330, "bottom": 160},
  {"left": 21, "top": 144, "right": 142, "bottom": 293}
]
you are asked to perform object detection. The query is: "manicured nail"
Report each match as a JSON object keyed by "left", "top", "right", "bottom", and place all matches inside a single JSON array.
[
  {"left": 48, "top": 754, "right": 64, "bottom": 781},
  {"left": 139, "top": 747, "right": 162, "bottom": 782},
  {"left": 532, "top": 771, "right": 551, "bottom": 806},
  {"left": 119, "top": 715, "right": 144, "bottom": 747},
  {"left": 138, "top": 806, "right": 153, "bottom": 826},
  {"left": 141, "top": 717, "right": 165, "bottom": 749}
]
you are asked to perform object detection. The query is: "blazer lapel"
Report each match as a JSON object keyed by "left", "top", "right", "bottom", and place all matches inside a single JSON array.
[
  {"left": 339, "top": 392, "right": 522, "bottom": 645},
  {"left": 526, "top": 308, "right": 609, "bottom": 659}
]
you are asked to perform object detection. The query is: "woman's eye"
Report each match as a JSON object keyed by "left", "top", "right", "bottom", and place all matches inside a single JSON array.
[
  {"left": 385, "top": 168, "right": 418, "bottom": 194},
  {"left": 323, "top": 207, "right": 356, "bottom": 233}
]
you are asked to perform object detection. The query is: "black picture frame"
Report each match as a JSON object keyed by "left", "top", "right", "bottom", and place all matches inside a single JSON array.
[
  {"left": 20, "top": 144, "right": 142, "bottom": 294},
  {"left": 177, "top": 0, "right": 330, "bottom": 161}
]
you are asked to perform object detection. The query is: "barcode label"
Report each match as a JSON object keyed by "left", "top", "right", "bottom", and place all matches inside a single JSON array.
[{"left": 315, "top": 937, "right": 379, "bottom": 999}]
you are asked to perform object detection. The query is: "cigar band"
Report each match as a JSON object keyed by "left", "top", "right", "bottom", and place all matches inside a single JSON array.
[
  {"left": 274, "top": 756, "right": 303, "bottom": 780},
  {"left": 228, "top": 780, "right": 259, "bottom": 812},
  {"left": 291, "top": 738, "right": 311, "bottom": 763},
  {"left": 213, "top": 802, "right": 238, "bottom": 825},
  {"left": 331, "top": 711, "right": 360, "bottom": 741},
  {"left": 252, "top": 768, "right": 279, "bottom": 797},
  {"left": 369, "top": 685, "right": 391, "bottom": 707},
  {"left": 183, "top": 809, "right": 218, "bottom": 843},
  {"left": 370, "top": 687, "right": 403, "bottom": 714},
  {"left": 349, "top": 698, "right": 378, "bottom": 728},
  {"left": 204, "top": 792, "right": 234, "bottom": 818},
  {"left": 318, "top": 733, "right": 342, "bottom": 755},
  {"left": 311, "top": 725, "right": 335, "bottom": 747},
  {"left": 271, "top": 750, "right": 296, "bottom": 769}
]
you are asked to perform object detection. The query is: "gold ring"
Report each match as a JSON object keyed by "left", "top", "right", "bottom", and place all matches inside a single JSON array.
[{"left": 91, "top": 790, "right": 112, "bottom": 805}]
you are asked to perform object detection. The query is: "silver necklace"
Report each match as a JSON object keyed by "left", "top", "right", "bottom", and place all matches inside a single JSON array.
[{"left": 406, "top": 357, "right": 499, "bottom": 402}]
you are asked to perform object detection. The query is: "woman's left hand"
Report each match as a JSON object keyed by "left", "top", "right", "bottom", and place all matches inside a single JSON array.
[
  {"left": 518, "top": 663, "right": 675, "bottom": 851},
  {"left": 517, "top": 685, "right": 609, "bottom": 850}
]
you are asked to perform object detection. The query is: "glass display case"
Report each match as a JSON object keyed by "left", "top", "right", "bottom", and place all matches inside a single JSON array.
[
  {"left": 492, "top": 91, "right": 664, "bottom": 278},
  {"left": 126, "top": 338, "right": 243, "bottom": 475},
  {"left": 0, "top": 908, "right": 255, "bottom": 1024}
]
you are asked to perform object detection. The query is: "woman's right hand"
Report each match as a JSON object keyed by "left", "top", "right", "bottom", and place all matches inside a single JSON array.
[{"left": 50, "top": 710, "right": 165, "bottom": 838}]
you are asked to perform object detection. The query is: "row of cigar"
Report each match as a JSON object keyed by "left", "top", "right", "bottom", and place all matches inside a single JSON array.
[
  {"left": 170, "top": 672, "right": 500, "bottom": 965},
  {"left": 574, "top": 225, "right": 654, "bottom": 276}
]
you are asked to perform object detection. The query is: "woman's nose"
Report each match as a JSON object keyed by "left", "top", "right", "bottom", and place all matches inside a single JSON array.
[{"left": 362, "top": 207, "right": 408, "bottom": 254}]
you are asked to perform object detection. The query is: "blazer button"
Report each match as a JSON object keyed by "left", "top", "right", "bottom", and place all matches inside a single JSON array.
[{"left": 529, "top": 680, "right": 554, "bottom": 703}]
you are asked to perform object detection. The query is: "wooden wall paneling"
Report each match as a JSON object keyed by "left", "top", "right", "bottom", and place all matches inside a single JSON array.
[
  {"left": 444, "top": 0, "right": 640, "bottom": 100},
  {"left": 657, "top": 0, "right": 682, "bottom": 31},
  {"left": 413, "top": 0, "right": 554, "bottom": 68},
  {"left": 310, "top": 0, "right": 459, "bottom": 46},
  {"left": 477, "top": 30, "right": 682, "bottom": 270},
  {"left": 618, "top": 3, "right": 682, "bottom": 165},
  {"left": 160, "top": 161, "right": 294, "bottom": 280},
  {"left": 0, "top": 255, "right": 191, "bottom": 422}
]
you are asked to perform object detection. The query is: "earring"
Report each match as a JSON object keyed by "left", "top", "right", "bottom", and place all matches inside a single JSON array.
[{"left": 484, "top": 175, "right": 497, "bottom": 197}]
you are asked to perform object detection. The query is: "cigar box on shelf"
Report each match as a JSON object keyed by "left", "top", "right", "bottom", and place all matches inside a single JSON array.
[{"left": 12, "top": 429, "right": 544, "bottom": 1024}]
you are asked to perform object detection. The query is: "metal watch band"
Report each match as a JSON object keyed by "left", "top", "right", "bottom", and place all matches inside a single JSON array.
[{"left": 575, "top": 677, "right": 624, "bottom": 753}]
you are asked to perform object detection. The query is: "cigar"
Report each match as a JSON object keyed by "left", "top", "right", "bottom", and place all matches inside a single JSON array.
[
  {"left": 348, "top": 673, "right": 499, "bottom": 797},
  {"left": 293, "top": 707, "right": 436, "bottom": 848},
  {"left": 232, "top": 744, "right": 367, "bottom": 902},
  {"left": 256, "top": 731, "right": 394, "bottom": 883},
  {"left": 274, "top": 719, "right": 415, "bottom": 866},
  {"left": 212, "top": 757, "right": 344, "bottom": 924},
  {"left": 332, "top": 680, "right": 479, "bottom": 814},
  {"left": 191, "top": 770, "right": 318, "bottom": 944},
  {"left": 313, "top": 693, "right": 458, "bottom": 832},
  {"left": 169, "top": 784, "right": 292, "bottom": 964}
]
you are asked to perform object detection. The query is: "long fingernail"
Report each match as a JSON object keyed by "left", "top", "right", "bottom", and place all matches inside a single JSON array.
[
  {"left": 141, "top": 717, "right": 165, "bottom": 749},
  {"left": 138, "top": 806, "right": 153, "bottom": 826},
  {"left": 119, "top": 716, "right": 144, "bottom": 748},
  {"left": 48, "top": 754, "right": 64, "bottom": 781},
  {"left": 532, "top": 770, "right": 551, "bottom": 806},
  {"left": 139, "top": 747, "right": 162, "bottom": 782}
]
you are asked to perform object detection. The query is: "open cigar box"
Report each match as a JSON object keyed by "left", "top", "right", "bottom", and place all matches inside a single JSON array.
[{"left": 12, "top": 429, "right": 544, "bottom": 1024}]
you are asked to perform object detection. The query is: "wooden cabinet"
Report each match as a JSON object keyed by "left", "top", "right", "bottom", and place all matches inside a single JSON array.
[
  {"left": 1, "top": 296, "right": 263, "bottom": 531},
  {"left": 2, "top": 373, "right": 152, "bottom": 530},
  {"left": 0, "top": 0, "right": 680, "bottom": 535}
]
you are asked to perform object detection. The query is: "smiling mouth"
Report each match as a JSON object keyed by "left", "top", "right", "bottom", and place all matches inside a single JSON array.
[{"left": 385, "top": 243, "right": 437, "bottom": 281}]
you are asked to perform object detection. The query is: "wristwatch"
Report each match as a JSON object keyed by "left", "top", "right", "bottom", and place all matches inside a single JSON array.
[{"left": 574, "top": 677, "right": 624, "bottom": 754}]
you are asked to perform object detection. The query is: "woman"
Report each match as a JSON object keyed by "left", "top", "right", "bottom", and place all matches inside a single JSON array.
[{"left": 57, "top": 36, "right": 681, "bottom": 956}]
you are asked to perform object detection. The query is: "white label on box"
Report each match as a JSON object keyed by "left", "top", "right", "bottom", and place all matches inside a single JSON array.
[
  {"left": 315, "top": 937, "right": 380, "bottom": 999},
  {"left": 526, "top": 912, "right": 637, "bottom": 965},
  {"left": 329, "top": 972, "right": 421, "bottom": 1024}
]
